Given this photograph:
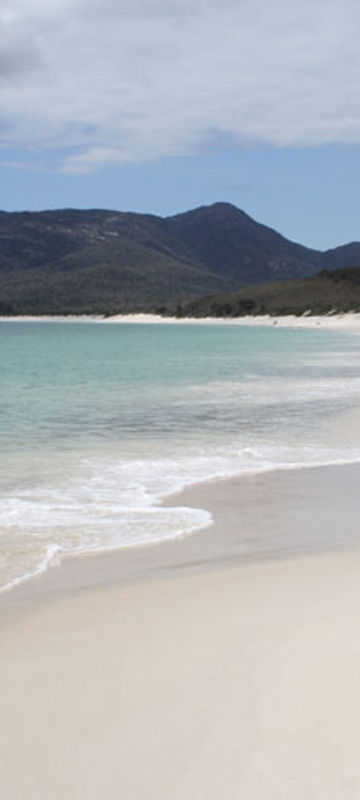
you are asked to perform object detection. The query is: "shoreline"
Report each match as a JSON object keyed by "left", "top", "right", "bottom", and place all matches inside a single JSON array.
[
  {"left": 2, "top": 310, "right": 360, "bottom": 330},
  {"left": 1, "top": 454, "right": 359, "bottom": 601},
  {"left": 3, "top": 460, "right": 360, "bottom": 611},
  {"left": 3, "top": 314, "right": 360, "bottom": 604}
]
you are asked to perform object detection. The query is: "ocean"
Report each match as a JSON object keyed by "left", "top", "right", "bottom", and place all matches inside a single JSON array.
[{"left": 1, "top": 319, "right": 360, "bottom": 592}]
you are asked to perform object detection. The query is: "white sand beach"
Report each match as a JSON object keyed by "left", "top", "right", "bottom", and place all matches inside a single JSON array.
[
  {"left": 2, "top": 464, "right": 360, "bottom": 799},
  {"left": 3, "top": 550, "right": 360, "bottom": 800},
  {"left": 2, "top": 310, "right": 360, "bottom": 330},
  {"left": 104, "top": 311, "right": 360, "bottom": 331}
]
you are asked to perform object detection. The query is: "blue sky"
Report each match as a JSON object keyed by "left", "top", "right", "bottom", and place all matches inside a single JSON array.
[{"left": 1, "top": 0, "right": 360, "bottom": 251}]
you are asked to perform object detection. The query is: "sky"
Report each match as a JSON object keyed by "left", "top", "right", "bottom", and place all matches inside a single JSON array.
[{"left": 1, "top": 0, "right": 360, "bottom": 250}]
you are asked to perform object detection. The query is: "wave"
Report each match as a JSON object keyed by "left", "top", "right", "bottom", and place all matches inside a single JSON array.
[{"left": 2, "top": 438, "right": 360, "bottom": 593}]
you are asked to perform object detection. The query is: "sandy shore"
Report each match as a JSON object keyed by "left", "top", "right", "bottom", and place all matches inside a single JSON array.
[
  {"left": 2, "top": 463, "right": 360, "bottom": 798},
  {"left": 104, "top": 311, "right": 360, "bottom": 331},
  {"left": 3, "top": 462, "right": 360, "bottom": 605},
  {"left": 2, "top": 552, "right": 360, "bottom": 798},
  {"left": 2, "top": 311, "right": 360, "bottom": 330}
]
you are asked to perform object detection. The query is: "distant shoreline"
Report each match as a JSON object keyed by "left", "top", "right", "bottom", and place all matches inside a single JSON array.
[{"left": 2, "top": 311, "right": 360, "bottom": 330}]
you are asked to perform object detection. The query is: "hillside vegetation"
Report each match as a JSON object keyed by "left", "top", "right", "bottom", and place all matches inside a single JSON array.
[{"left": 174, "top": 267, "right": 360, "bottom": 318}]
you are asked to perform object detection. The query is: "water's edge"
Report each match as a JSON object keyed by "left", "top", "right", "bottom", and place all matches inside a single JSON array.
[{"left": 3, "top": 457, "right": 360, "bottom": 604}]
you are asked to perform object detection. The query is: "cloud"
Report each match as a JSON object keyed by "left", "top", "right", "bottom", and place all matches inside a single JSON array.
[{"left": 1, "top": 0, "right": 360, "bottom": 171}]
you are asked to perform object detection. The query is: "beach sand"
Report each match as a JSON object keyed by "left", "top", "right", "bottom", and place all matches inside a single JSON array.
[
  {"left": 2, "top": 310, "right": 360, "bottom": 331},
  {"left": 104, "top": 311, "right": 360, "bottom": 331},
  {"left": 2, "top": 550, "right": 360, "bottom": 799},
  {"left": 2, "top": 464, "right": 360, "bottom": 798}
]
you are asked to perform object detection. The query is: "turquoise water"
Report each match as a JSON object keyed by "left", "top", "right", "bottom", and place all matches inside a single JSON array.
[{"left": 1, "top": 320, "right": 360, "bottom": 591}]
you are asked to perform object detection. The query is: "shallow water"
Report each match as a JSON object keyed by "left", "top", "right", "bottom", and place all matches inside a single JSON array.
[{"left": 1, "top": 320, "right": 360, "bottom": 591}]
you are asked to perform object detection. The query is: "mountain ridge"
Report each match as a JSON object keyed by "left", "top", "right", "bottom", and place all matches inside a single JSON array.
[{"left": 0, "top": 202, "right": 359, "bottom": 314}]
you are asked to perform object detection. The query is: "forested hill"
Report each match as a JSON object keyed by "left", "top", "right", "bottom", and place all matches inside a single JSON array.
[
  {"left": 174, "top": 266, "right": 360, "bottom": 318},
  {"left": 0, "top": 202, "right": 359, "bottom": 315}
]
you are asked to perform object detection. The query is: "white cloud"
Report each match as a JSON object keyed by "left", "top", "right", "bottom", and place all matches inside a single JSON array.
[{"left": 1, "top": 0, "right": 360, "bottom": 171}]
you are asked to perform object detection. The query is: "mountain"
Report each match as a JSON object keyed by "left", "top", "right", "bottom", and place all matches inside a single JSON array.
[
  {"left": 0, "top": 203, "right": 359, "bottom": 315},
  {"left": 166, "top": 203, "right": 322, "bottom": 283}
]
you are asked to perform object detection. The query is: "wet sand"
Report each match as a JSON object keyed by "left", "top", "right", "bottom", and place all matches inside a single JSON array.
[{"left": 3, "top": 462, "right": 360, "bottom": 607}]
